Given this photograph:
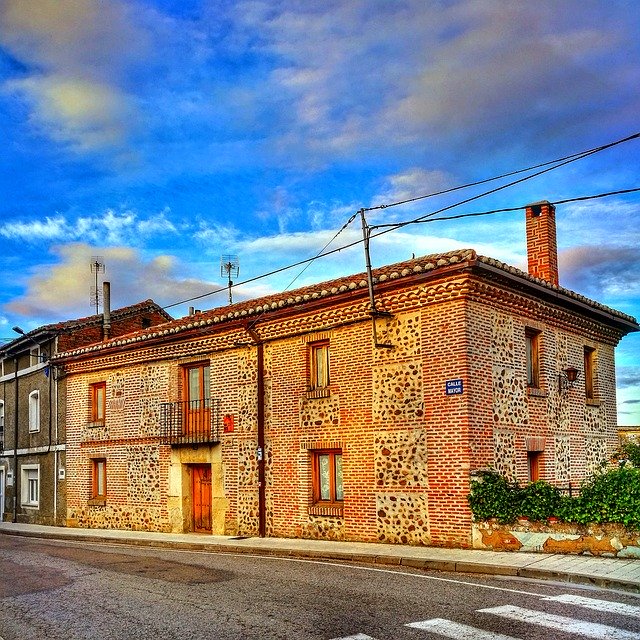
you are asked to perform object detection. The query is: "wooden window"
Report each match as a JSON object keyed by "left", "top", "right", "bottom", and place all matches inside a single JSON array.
[
  {"left": 312, "top": 449, "right": 343, "bottom": 505},
  {"left": 28, "top": 390, "right": 40, "bottom": 432},
  {"left": 183, "top": 363, "right": 210, "bottom": 404},
  {"left": 92, "top": 459, "right": 107, "bottom": 499},
  {"left": 527, "top": 451, "right": 542, "bottom": 482},
  {"left": 525, "top": 328, "right": 541, "bottom": 388},
  {"left": 90, "top": 382, "right": 106, "bottom": 425},
  {"left": 584, "top": 346, "right": 596, "bottom": 400},
  {"left": 182, "top": 363, "right": 211, "bottom": 436},
  {"left": 310, "top": 342, "right": 330, "bottom": 390}
]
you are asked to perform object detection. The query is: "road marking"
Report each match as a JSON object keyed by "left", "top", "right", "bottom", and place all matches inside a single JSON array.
[
  {"left": 543, "top": 593, "right": 640, "bottom": 617},
  {"left": 330, "top": 635, "right": 379, "bottom": 640},
  {"left": 480, "top": 604, "right": 640, "bottom": 639},
  {"left": 406, "top": 618, "right": 519, "bottom": 639}
]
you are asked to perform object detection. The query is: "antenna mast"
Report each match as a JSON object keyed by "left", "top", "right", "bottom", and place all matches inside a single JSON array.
[
  {"left": 220, "top": 255, "right": 239, "bottom": 305},
  {"left": 90, "top": 256, "right": 106, "bottom": 314}
]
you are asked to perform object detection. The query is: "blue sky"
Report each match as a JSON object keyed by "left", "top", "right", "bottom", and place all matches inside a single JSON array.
[{"left": 0, "top": 0, "right": 638, "bottom": 424}]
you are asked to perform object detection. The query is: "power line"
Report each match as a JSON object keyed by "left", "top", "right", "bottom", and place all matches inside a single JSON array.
[
  {"left": 163, "top": 186, "right": 639, "bottom": 311},
  {"left": 374, "top": 187, "right": 640, "bottom": 228},
  {"left": 370, "top": 132, "right": 640, "bottom": 233},
  {"left": 364, "top": 131, "right": 640, "bottom": 213}
]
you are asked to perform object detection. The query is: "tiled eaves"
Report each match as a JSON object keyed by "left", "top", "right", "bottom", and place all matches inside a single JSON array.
[{"left": 54, "top": 248, "right": 638, "bottom": 361}]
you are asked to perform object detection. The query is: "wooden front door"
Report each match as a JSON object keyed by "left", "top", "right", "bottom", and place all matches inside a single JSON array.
[{"left": 192, "top": 464, "right": 212, "bottom": 532}]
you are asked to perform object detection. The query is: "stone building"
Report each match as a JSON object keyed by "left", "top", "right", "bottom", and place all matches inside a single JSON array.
[
  {"left": 55, "top": 203, "right": 638, "bottom": 547},
  {"left": 0, "top": 295, "right": 172, "bottom": 524}
]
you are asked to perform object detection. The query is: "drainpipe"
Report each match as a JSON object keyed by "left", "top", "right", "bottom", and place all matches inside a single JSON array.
[
  {"left": 246, "top": 327, "right": 266, "bottom": 538},
  {"left": 12, "top": 356, "right": 18, "bottom": 523}
]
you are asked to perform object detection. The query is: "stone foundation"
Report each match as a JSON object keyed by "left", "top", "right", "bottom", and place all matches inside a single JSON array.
[{"left": 473, "top": 520, "right": 640, "bottom": 558}]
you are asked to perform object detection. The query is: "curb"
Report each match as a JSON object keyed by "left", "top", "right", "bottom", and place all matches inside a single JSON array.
[{"left": 1, "top": 527, "right": 638, "bottom": 594}]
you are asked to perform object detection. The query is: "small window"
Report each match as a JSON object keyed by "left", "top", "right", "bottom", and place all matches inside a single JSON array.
[
  {"left": 92, "top": 459, "right": 107, "bottom": 499},
  {"left": 90, "top": 382, "right": 107, "bottom": 425},
  {"left": 29, "top": 346, "right": 41, "bottom": 367},
  {"left": 527, "top": 451, "right": 542, "bottom": 482},
  {"left": 525, "top": 328, "right": 541, "bottom": 388},
  {"left": 28, "top": 391, "right": 40, "bottom": 433},
  {"left": 310, "top": 342, "right": 330, "bottom": 390},
  {"left": 584, "top": 346, "right": 596, "bottom": 400},
  {"left": 21, "top": 465, "right": 39, "bottom": 507},
  {"left": 312, "top": 449, "right": 343, "bottom": 505}
]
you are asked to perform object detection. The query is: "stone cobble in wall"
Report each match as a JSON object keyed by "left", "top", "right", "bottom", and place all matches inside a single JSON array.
[
  {"left": 374, "top": 428, "right": 427, "bottom": 488},
  {"left": 300, "top": 394, "right": 340, "bottom": 429},
  {"left": 554, "top": 435, "right": 571, "bottom": 482},
  {"left": 300, "top": 515, "right": 345, "bottom": 541},
  {"left": 493, "top": 430, "right": 517, "bottom": 481},
  {"left": 376, "top": 493, "right": 430, "bottom": 545},
  {"left": 372, "top": 361, "right": 424, "bottom": 424},
  {"left": 126, "top": 446, "right": 160, "bottom": 503}
]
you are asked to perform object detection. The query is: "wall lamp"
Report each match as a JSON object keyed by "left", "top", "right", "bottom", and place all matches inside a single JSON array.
[{"left": 559, "top": 366, "right": 580, "bottom": 392}]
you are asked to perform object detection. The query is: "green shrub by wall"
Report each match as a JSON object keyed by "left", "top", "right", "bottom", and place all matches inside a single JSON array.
[{"left": 468, "top": 466, "right": 640, "bottom": 530}]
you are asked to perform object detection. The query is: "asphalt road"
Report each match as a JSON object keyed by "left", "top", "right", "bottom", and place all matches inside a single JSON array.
[{"left": 0, "top": 534, "right": 639, "bottom": 640}]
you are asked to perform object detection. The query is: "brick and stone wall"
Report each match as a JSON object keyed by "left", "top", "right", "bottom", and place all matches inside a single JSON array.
[{"left": 61, "top": 263, "right": 626, "bottom": 547}]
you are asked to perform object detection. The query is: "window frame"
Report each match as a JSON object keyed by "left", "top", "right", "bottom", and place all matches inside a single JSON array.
[
  {"left": 525, "top": 328, "right": 541, "bottom": 388},
  {"left": 21, "top": 464, "right": 40, "bottom": 508},
  {"left": 28, "top": 390, "right": 40, "bottom": 433},
  {"left": 92, "top": 458, "right": 107, "bottom": 500},
  {"left": 182, "top": 362, "right": 211, "bottom": 405},
  {"left": 584, "top": 346, "right": 596, "bottom": 400},
  {"left": 311, "top": 449, "right": 343, "bottom": 506},
  {"left": 29, "top": 346, "right": 41, "bottom": 367},
  {"left": 90, "top": 381, "right": 107, "bottom": 426},
  {"left": 309, "top": 341, "right": 330, "bottom": 391},
  {"left": 527, "top": 451, "right": 542, "bottom": 482}
]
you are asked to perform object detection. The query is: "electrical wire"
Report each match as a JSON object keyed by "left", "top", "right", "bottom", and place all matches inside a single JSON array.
[
  {"left": 364, "top": 131, "right": 639, "bottom": 213},
  {"left": 372, "top": 187, "right": 640, "bottom": 229},
  {"left": 163, "top": 185, "right": 639, "bottom": 311},
  {"left": 370, "top": 132, "right": 640, "bottom": 233}
]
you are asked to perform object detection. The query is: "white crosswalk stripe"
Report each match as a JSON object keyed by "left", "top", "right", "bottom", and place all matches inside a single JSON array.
[
  {"left": 479, "top": 604, "right": 640, "bottom": 640},
  {"left": 543, "top": 593, "right": 640, "bottom": 617},
  {"left": 406, "top": 617, "right": 519, "bottom": 639},
  {"left": 330, "top": 634, "right": 379, "bottom": 640}
]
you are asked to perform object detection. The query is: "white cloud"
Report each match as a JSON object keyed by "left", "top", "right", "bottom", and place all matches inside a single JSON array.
[
  {"left": 0, "top": 209, "right": 179, "bottom": 246},
  {"left": 0, "top": 0, "right": 147, "bottom": 152},
  {"left": 4, "top": 243, "right": 214, "bottom": 318}
]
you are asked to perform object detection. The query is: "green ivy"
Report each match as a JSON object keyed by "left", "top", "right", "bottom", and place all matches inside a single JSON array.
[{"left": 468, "top": 467, "right": 640, "bottom": 531}]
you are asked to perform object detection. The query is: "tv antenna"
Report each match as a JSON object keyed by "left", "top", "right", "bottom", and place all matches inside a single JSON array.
[
  {"left": 220, "top": 255, "right": 239, "bottom": 305},
  {"left": 90, "top": 256, "right": 106, "bottom": 314}
]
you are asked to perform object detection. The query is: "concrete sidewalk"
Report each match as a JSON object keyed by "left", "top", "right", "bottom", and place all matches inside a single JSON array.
[{"left": 1, "top": 521, "right": 639, "bottom": 593}]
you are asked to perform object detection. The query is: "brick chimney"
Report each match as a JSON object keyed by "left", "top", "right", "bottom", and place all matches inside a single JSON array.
[{"left": 525, "top": 200, "right": 558, "bottom": 286}]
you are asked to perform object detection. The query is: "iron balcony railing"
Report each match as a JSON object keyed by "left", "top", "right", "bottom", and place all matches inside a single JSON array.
[{"left": 160, "top": 398, "right": 221, "bottom": 446}]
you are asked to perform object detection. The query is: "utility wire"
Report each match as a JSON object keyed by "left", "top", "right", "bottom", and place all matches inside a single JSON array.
[
  {"left": 163, "top": 186, "right": 639, "bottom": 311},
  {"left": 370, "top": 132, "right": 640, "bottom": 233},
  {"left": 281, "top": 210, "right": 359, "bottom": 292},
  {"left": 373, "top": 187, "right": 640, "bottom": 228},
  {"left": 364, "top": 131, "right": 640, "bottom": 213}
]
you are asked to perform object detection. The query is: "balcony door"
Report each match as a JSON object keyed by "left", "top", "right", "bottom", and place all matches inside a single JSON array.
[{"left": 183, "top": 363, "right": 210, "bottom": 437}]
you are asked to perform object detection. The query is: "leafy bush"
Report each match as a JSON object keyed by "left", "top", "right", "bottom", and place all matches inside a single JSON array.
[
  {"left": 615, "top": 440, "right": 640, "bottom": 467},
  {"left": 469, "top": 466, "right": 640, "bottom": 531},
  {"left": 518, "top": 481, "right": 562, "bottom": 521},
  {"left": 467, "top": 470, "right": 520, "bottom": 524}
]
